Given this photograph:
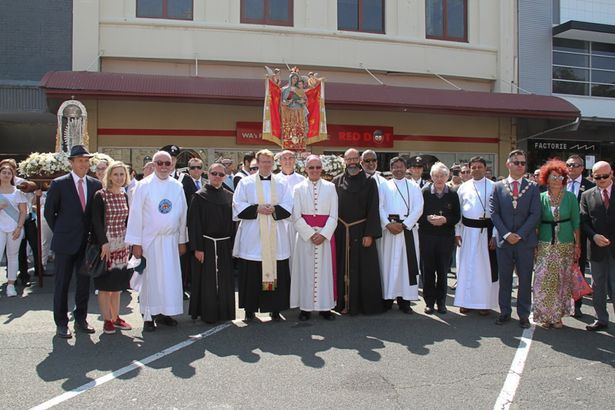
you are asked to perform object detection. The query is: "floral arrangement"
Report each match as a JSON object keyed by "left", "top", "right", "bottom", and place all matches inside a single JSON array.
[{"left": 18, "top": 151, "right": 115, "bottom": 178}]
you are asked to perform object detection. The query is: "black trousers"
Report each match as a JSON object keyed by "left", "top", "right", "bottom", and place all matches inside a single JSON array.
[
  {"left": 420, "top": 233, "right": 455, "bottom": 307},
  {"left": 18, "top": 215, "right": 40, "bottom": 279},
  {"left": 53, "top": 249, "right": 90, "bottom": 327}
]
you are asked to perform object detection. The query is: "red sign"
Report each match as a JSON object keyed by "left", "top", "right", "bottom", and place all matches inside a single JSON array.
[{"left": 236, "top": 122, "right": 394, "bottom": 147}]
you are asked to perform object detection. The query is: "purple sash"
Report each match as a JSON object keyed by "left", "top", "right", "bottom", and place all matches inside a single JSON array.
[{"left": 302, "top": 214, "right": 337, "bottom": 300}]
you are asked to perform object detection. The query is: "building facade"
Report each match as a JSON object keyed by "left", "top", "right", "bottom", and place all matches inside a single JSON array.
[{"left": 38, "top": 0, "right": 578, "bottom": 175}]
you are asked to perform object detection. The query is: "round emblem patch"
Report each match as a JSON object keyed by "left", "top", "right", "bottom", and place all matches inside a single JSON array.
[{"left": 158, "top": 199, "right": 172, "bottom": 214}]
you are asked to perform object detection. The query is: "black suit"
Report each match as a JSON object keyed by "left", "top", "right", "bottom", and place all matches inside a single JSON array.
[
  {"left": 44, "top": 173, "right": 102, "bottom": 327},
  {"left": 570, "top": 177, "right": 595, "bottom": 312},
  {"left": 580, "top": 185, "right": 615, "bottom": 324},
  {"left": 180, "top": 174, "right": 206, "bottom": 291}
]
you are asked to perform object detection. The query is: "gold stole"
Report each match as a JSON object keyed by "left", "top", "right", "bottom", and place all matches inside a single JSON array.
[{"left": 255, "top": 175, "right": 278, "bottom": 291}]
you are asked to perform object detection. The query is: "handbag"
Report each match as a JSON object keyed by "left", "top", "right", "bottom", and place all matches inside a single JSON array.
[
  {"left": 79, "top": 241, "right": 106, "bottom": 278},
  {"left": 571, "top": 263, "right": 592, "bottom": 301}
]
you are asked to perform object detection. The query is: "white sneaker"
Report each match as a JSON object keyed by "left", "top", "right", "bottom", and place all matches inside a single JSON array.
[{"left": 6, "top": 284, "right": 17, "bottom": 297}]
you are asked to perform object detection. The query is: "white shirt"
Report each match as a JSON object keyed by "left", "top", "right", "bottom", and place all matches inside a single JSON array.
[{"left": 70, "top": 171, "right": 88, "bottom": 200}]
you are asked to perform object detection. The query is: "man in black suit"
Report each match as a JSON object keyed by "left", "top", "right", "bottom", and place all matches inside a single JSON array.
[
  {"left": 565, "top": 154, "right": 595, "bottom": 318},
  {"left": 580, "top": 161, "right": 615, "bottom": 331},
  {"left": 44, "top": 145, "right": 102, "bottom": 338}
]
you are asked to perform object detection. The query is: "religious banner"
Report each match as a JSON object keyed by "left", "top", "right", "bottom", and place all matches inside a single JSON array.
[{"left": 262, "top": 67, "right": 328, "bottom": 151}]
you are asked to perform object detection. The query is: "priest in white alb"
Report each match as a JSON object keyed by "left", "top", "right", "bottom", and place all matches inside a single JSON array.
[
  {"left": 454, "top": 156, "right": 499, "bottom": 315},
  {"left": 276, "top": 150, "right": 305, "bottom": 268},
  {"left": 290, "top": 155, "right": 338, "bottom": 321},
  {"left": 378, "top": 157, "right": 423, "bottom": 313},
  {"left": 125, "top": 151, "right": 187, "bottom": 332},
  {"left": 233, "top": 149, "right": 294, "bottom": 322}
]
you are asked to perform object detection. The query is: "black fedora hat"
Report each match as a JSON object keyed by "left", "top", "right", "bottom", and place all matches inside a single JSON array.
[{"left": 68, "top": 145, "right": 93, "bottom": 159}]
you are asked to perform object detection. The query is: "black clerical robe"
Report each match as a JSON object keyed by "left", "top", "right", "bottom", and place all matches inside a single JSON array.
[
  {"left": 188, "top": 184, "right": 235, "bottom": 323},
  {"left": 333, "top": 170, "right": 385, "bottom": 314}
]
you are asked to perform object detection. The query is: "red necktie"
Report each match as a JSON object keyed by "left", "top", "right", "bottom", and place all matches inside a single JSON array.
[
  {"left": 77, "top": 178, "right": 86, "bottom": 211},
  {"left": 603, "top": 189, "right": 610, "bottom": 210},
  {"left": 512, "top": 180, "right": 519, "bottom": 197}
]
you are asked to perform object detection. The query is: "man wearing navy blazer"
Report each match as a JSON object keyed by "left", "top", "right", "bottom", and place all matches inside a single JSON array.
[
  {"left": 490, "top": 149, "right": 541, "bottom": 329},
  {"left": 44, "top": 145, "right": 102, "bottom": 338},
  {"left": 580, "top": 161, "right": 615, "bottom": 331}
]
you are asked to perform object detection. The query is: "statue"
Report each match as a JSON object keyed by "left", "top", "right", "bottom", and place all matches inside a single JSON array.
[
  {"left": 55, "top": 99, "right": 89, "bottom": 153},
  {"left": 262, "top": 66, "right": 327, "bottom": 151}
]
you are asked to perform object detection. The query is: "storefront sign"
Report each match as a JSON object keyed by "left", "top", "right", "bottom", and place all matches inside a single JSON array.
[
  {"left": 236, "top": 122, "right": 394, "bottom": 147},
  {"left": 531, "top": 139, "right": 597, "bottom": 152}
]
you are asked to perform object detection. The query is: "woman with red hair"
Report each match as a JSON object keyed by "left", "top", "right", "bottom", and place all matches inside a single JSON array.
[{"left": 534, "top": 160, "right": 580, "bottom": 328}]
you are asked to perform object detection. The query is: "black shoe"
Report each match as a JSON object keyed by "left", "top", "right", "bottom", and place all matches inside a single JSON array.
[
  {"left": 319, "top": 311, "right": 335, "bottom": 320},
  {"left": 270, "top": 312, "right": 282, "bottom": 322},
  {"left": 519, "top": 318, "right": 531, "bottom": 329},
  {"left": 18, "top": 274, "right": 31, "bottom": 287},
  {"left": 155, "top": 315, "right": 178, "bottom": 326},
  {"left": 74, "top": 320, "right": 95, "bottom": 334},
  {"left": 383, "top": 300, "right": 394, "bottom": 311},
  {"left": 298, "top": 311, "right": 311, "bottom": 321},
  {"left": 244, "top": 311, "right": 255, "bottom": 322},
  {"left": 495, "top": 315, "right": 511, "bottom": 325},
  {"left": 183, "top": 292, "right": 190, "bottom": 301},
  {"left": 572, "top": 308, "right": 583, "bottom": 319},
  {"left": 400, "top": 306, "right": 414, "bottom": 314},
  {"left": 586, "top": 321, "right": 608, "bottom": 332},
  {"left": 437, "top": 304, "right": 447, "bottom": 314},
  {"left": 143, "top": 321, "right": 156, "bottom": 332},
  {"left": 424, "top": 306, "right": 435, "bottom": 315},
  {"left": 56, "top": 326, "right": 73, "bottom": 339}
]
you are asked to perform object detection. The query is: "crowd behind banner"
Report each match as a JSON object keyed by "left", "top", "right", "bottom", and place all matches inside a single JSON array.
[{"left": 1, "top": 145, "right": 614, "bottom": 338}]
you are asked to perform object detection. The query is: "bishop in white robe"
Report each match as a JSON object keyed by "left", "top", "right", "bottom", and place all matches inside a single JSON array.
[
  {"left": 454, "top": 170, "right": 499, "bottom": 312},
  {"left": 290, "top": 155, "right": 338, "bottom": 320},
  {"left": 125, "top": 153, "right": 187, "bottom": 327},
  {"left": 378, "top": 158, "right": 424, "bottom": 312}
]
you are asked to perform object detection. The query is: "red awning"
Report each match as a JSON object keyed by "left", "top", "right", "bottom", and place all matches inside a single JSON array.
[{"left": 40, "top": 71, "right": 579, "bottom": 120}]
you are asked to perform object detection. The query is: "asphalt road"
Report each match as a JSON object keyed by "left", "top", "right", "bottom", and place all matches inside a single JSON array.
[{"left": 1, "top": 268, "right": 613, "bottom": 410}]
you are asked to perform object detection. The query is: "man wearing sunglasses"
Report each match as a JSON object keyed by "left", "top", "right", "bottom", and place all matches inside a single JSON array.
[
  {"left": 360, "top": 150, "right": 386, "bottom": 187},
  {"left": 565, "top": 154, "right": 595, "bottom": 318},
  {"left": 580, "top": 161, "right": 615, "bottom": 332},
  {"left": 126, "top": 151, "right": 188, "bottom": 331},
  {"left": 491, "top": 149, "right": 541, "bottom": 329}
]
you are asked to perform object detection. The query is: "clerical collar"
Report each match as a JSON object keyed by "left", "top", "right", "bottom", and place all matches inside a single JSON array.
[
  {"left": 282, "top": 171, "right": 294, "bottom": 176},
  {"left": 259, "top": 174, "right": 272, "bottom": 181}
]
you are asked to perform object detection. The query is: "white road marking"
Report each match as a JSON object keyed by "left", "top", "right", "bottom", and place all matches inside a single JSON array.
[
  {"left": 493, "top": 321, "right": 536, "bottom": 410},
  {"left": 30, "top": 323, "right": 232, "bottom": 410}
]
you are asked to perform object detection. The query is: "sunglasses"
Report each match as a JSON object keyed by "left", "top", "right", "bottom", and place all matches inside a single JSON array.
[
  {"left": 363, "top": 159, "right": 377, "bottom": 163},
  {"left": 249, "top": 167, "right": 259, "bottom": 171},
  {"left": 460, "top": 170, "right": 471, "bottom": 174},
  {"left": 452, "top": 170, "right": 460, "bottom": 176},
  {"left": 209, "top": 171, "right": 225, "bottom": 177},
  {"left": 593, "top": 174, "right": 611, "bottom": 181},
  {"left": 155, "top": 161, "right": 172, "bottom": 167},
  {"left": 511, "top": 161, "right": 526, "bottom": 166},
  {"left": 566, "top": 163, "right": 582, "bottom": 168},
  {"left": 549, "top": 175, "right": 564, "bottom": 181},
  {"left": 189, "top": 166, "right": 202, "bottom": 170},
  {"left": 308, "top": 166, "right": 322, "bottom": 170}
]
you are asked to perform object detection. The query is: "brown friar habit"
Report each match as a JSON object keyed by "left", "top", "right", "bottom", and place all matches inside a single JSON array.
[
  {"left": 333, "top": 170, "right": 385, "bottom": 314},
  {"left": 188, "top": 184, "right": 236, "bottom": 323}
]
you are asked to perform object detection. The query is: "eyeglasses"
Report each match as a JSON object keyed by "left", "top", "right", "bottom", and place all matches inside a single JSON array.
[
  {"left": 566, "top": 163, "right": 582, "bottom": 169},
  {"left": 363, "top": 159, "right": 377, "bottom": 163},
  {"left": 308, "top": 166, "right": 322, "bottom": 170},
  {"left": 209, "top": 171, "right": 225, "bottom": 177},
  {"left": 345, "top": 157, "right": 360, "bottom": 162},
  {"left": 249, "top": 167, "right": 259, "bottom": 171},
  {"left": 460, "top": 170, "right": 471, "bottom": 174},
  {"left": 593, "top": 174, "right": 611, "bottom": 181},
  {"left": 155, "top": 161, "right": 172, "bottom": 167},
  {"left": 222, "top": 162, "right": 232, "bottom": 166},
  {"left": 189, "top": 166, "right": 202, "bottom": 170},
  {"left": 511, "top": 161, "right": 526, "bottom": 166},
  {"left": 549, "top": 175, "right": 565, "bottom": 181}
]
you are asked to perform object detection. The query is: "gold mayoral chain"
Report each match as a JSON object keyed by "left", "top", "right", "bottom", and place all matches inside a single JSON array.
[{"left": 503, "top": 180, "right": 531, "bottom": 209}]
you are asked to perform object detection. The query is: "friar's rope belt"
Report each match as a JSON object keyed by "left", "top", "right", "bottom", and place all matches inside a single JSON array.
[
  {"left": 202, "top": 235, "right": 231, "bottom": 291},
  {"left": 337, "top": 217, "right": 367, "bottom": 312}
]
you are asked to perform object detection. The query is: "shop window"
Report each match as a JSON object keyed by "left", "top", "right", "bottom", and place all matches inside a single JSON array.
[
  {"left": 136, "top": 0, "right": 193, "bottom": 20},
  {"left": 337, "top": 0, "right": 384, "bottom": 34},
  {"left": 241, "top": 0, "right": 293, "bottom": 27},
  {"left": 425, "top": 0, "right": 467, "bottom": 42}
]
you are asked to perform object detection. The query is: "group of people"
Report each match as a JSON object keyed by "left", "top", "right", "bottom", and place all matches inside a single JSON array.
[{"left": 3, "top": 143, "right": 614, "bottom": 338}]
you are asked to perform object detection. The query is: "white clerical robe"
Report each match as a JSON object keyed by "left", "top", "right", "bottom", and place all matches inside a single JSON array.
[
  {"left": 125, "top": 174, "right": 187, "bottom": 320},
  {"left": 280, "top": 172, "right": 305, "bottom": 267},
  {"left": 232, "top": 174, "right": 294, "bottom": 260},
  {"left": 454, "top": 177, "right": 499, "bottom": 309},
  {"left": 290, "top": 179, "right": 338, "bottom": 311},
  {"left": 378, "top": 178, "right": 423, "bottom": 300}
]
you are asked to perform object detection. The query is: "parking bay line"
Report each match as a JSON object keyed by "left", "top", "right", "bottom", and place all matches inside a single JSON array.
[{"left": 31, "top": 323, "right": 232, "bottom": 410}]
